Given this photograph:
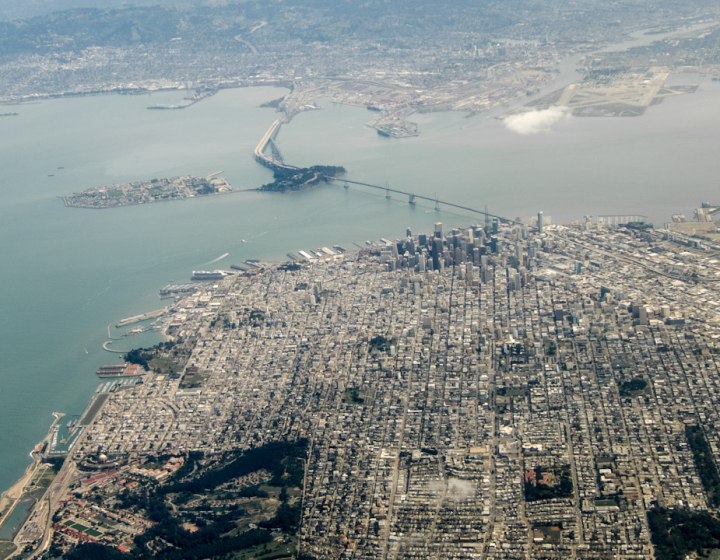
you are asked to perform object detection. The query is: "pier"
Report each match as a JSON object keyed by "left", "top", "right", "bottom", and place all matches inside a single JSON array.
[
  {"left": 597, "top": 214, "right": 648, "bottom": 226},
  {"left": 102, "top": 341, "right": 127, "bottom": 353},
  {"left": 116, "top": 307, "right": 167, "bottom": 328}
]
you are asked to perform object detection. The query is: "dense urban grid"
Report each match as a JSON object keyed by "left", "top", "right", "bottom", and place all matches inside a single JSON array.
[
  {"left": 3, "top": 1, "right": 720, "bottom": 558},
  {"left": 2, "top": 0, "right": 720, "bottom": 136},
  {"left": 9, "top": 215, "right": 720, "bottom": 559}
]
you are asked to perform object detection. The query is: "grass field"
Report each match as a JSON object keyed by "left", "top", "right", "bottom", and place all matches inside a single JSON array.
[
  {"left": 24, "top": 464, "right": 55, "bottom": 494},
  {"left": 79, "top": 393, "right": 110, "bottom": 426},
  {"left": 150, "top": 356, "right": 182, "bottom": 376},
  {"left": 232, "top": 538, "right": 296, "bottom": 560},
  {"left": 0, "top": 541, "right": 17, "bottom": 560}
]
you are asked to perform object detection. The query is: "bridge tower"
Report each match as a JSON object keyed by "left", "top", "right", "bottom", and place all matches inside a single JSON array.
[
  {"left": 409, "top": 194, "right": 416, "bottom": 205},
  {"left": 435, "top": 200, "right": 440, "bottom": 211},
  {"left": 386, "top": 189, "right": 391, "bottom": 199},
  {"left": 344, "top": 181, "right": 349, "bottom": 189}
]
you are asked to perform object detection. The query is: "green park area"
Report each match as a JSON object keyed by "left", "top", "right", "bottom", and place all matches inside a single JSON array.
[{"left": 0, "top": 541, "right": 17, "bottom": 560}]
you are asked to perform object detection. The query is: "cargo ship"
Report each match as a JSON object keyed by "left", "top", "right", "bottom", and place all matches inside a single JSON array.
[{"left": 191, "top": 270, "right": 227, "bottom": 281}]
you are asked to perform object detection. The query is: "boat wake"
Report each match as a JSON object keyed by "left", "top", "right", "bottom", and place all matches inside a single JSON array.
[{"left": 205, "top": 252, "right": 229, "bottom": 265}]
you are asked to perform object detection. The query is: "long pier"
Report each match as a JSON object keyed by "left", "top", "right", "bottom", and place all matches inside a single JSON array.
[
  {"left": 334, "top": 178, "right": 527, "bottom": 226},
  {"left": 116, "top": 307, "right": 167, "bottom": 328}
]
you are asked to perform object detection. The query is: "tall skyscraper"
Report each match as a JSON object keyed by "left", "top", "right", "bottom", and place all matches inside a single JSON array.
[
  {"left": 537, "top": 211, "right": 544, "bottom": 234},
  {"left": 433, "top": 238, "right": 443, "bottom": 270}
]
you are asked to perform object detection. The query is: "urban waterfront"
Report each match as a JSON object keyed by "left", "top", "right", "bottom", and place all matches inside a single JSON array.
[{"left": 1, "top": 74, "right": 720, "bottom": 501}]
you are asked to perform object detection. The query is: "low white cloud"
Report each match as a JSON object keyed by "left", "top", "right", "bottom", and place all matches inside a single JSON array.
[
  {"left": 447, "top": 478, "right": 475, "bottom": 501},
  {"left": 504, "top": 106, "right": 571, "bottom": 135},
  {"left": 427, "top": 478, "right": 476, "bottom": 502}
]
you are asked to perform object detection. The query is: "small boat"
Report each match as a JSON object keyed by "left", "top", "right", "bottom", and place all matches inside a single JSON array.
[{"left": 85, "top": 348, "right": 89, "bottom": 354}]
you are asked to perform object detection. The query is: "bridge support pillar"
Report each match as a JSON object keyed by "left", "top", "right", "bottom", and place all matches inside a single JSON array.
[
  {"left": 435, "top": 200, "right": 440, "bottom": 211},
  {"left": 386, "top": 189, "right": 391, "bottom": 199},
  {"left": 409, "top": 194, "right": 416, "bottom": 205}
]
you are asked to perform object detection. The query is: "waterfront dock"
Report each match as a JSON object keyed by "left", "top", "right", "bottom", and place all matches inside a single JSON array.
[{"left": 116, "top": 307, "right": 167, "bottom": 328}]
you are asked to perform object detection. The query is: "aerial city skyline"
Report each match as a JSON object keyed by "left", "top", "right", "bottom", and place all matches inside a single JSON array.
[{"left": 1, "top": 1, "right": 720, "bottom": 559}]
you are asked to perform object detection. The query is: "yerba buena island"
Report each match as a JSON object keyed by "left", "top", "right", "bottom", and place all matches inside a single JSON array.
[{"left": 6, "top": 213, "right": 720, "bottom": 560}]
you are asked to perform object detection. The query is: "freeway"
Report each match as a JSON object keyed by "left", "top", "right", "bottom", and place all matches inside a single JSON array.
[
  {"left": 559, "top": 234, "right": 702, "bottom": 283},
  {"left": 253, "top": 119, "right": 298, "bottom": 172}
]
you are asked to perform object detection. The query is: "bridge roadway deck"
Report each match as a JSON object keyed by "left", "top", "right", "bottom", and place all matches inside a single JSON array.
[
  {"left": 253, "top": 119, "right": 298, "bottom": 172},
  {"left": 333, "top": 178, "right": 527, "bottom": 227}
]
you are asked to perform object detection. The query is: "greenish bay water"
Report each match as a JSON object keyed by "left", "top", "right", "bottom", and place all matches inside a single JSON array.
[{"left": 1, "top": 72, "right": 719, "bottom": 498}]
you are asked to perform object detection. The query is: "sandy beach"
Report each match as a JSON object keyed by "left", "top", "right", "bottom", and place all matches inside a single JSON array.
[
  {"left": 0, "top": 412, "right": 62, "bottom": 532},
  {"left": 0, "top": 457, "right": 37, "bottom": 529}
]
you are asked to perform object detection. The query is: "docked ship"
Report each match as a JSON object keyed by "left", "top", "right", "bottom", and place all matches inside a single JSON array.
[
  {"left": 159, "top": 283, "right": 199, "bottom": 298},
  {"left": 191, "top": 270, "right": 227, "bottom": 281}
]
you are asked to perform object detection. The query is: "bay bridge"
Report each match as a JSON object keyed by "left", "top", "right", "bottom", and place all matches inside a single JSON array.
[
  {"left": 253, "top": 119, "right": 298, "bottom": 172},
  {"left": 253, "top": 120, "right": 526, "bottom": 226},
  {"left": 252, "top": 119, "right": 646, "bottom": 232},
  {"left": 333, "top": 178, "right": 528, "bottom": 227}
]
